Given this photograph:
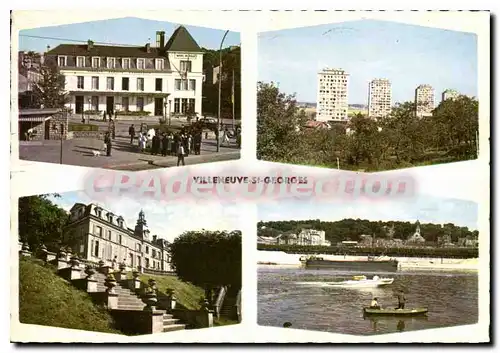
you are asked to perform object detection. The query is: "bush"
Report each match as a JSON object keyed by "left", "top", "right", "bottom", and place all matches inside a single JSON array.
[
  {"left": 257, "top": 244, "right": 479, "bottom": 259},
  {"left": 83, "top": 110, "right": 102, "bottom": 115},
  {"left": 68, "top": 123, "right": 99, "bottom": 132},
  {"left": 115, "top": 110, "right": 151, "bottom": 116}
]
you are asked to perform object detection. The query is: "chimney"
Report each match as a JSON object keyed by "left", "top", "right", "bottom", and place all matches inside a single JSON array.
[
  {"left": 87, "top": 40, "right": 94, "bottom": 51},
  {"left": 152, "top": 235, "right": 157, "bottom": 242},
  {"left": 156, "top": 31, "right": 165, "bottom": 50},
  {"left": 145, "top": 43, "right": 151, "bottom": 53}
]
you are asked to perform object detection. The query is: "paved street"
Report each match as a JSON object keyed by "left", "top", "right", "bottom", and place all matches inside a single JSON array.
[{"left": 19, "top": 116, "right": 240, "bottom": 170}]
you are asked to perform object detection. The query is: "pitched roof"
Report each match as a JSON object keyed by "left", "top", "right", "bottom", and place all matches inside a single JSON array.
[
  {"left": 47, "top": 44, "right": 163, "bottom": 58},
  {"left": 165, "top": 26, "right": 202, "bottom": 52}
]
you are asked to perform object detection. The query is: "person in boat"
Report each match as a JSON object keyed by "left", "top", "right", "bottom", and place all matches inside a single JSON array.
[
  {"left": 397, "top": 290, "right": 406, "bottom": 309},
  {"left": 370, "top": 297, "right": 381, "bottom": 309},
  {"left": 373, "top": 275, "right": 380, "bottom": 281}
]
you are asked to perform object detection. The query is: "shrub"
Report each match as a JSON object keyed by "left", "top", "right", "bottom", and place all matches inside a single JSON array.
[
  {"left": 83, "top": 110, "right": 102, "bottom": 115},
  {"left": 68, "top": 123, "right": 99, "bottom": 132},
  {"left": 115, "top": 110, "right": 151, "bottom": 116}
]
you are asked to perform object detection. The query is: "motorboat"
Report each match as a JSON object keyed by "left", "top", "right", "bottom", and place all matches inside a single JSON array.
[
  {"left": 328, "top": 275, "right": 394, "bottom": 288},
  {"left": 363, "top": 307, "right": 429, "bottom": 316}
]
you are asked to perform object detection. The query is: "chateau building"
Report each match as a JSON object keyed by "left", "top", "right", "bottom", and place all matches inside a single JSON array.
[
  {"left": 415, "top": 84, "right": 435, "bottom": 118},
  {"left": 368, "top": 79, "right": 392, "bottom": 119},
  {"left": 317, "top": 68, "right": 349, "bottom": 122},
  {"left": 277, "top": 229, "right": 330, "bottom": 246},
  {"left": 64, "top": 203, "right": 171, "bottom": 271},
  {"left": 45, "top": 26, "right": 204, "bottom": 118}
]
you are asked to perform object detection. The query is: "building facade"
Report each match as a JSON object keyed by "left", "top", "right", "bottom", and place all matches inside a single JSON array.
[
  {"left": 415, "top": 84, "right": 435, "bottom": 118},
  {"left": 368, "top": 79, "right": 392, "bottom": 119},
  {"left": 442, "top": 89, "right": 459, "bottom": 102},
  {"left": 64, "top": 203, "right": 171, "bottom": 271},
  {"left": 316, "top": 68, "right": 349, "bottom": 122},
  {"left": 276, "top": 229, "right": 330, "bottom": 246},
  {"left": 45, "top": 26, "right": 204, "bottom": 118}
]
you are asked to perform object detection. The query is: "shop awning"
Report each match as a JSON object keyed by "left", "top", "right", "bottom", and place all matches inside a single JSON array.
[{"left": 18, "top": 108, "right": 62, "bottom": 122}]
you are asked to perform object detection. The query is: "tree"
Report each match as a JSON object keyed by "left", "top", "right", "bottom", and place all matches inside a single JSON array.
[
  {"left": 169, "top": 230, "right": 242, "bottom": 305},
  {"left": 32, "top": 61, "right": 68, "bottom": 109},
  {"left": 18, "top": 194, "right": 69, "bottom": 252},
  {"left": 257, "top": 82, "right": 308, "bottom": 162}
]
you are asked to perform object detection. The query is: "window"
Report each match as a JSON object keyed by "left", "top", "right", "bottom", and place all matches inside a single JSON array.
[
  {"left": 92, "top": 57, "right": 100, "bottom": 68},
  {"left": 137, "top": 77, "right": 144, "bottom": 91},
  {"left": 118, "top": 234, "right": 122, "bottom": 244},
  {"left": 174, "top": 79, "right": 188, "bottom": 91},
  {"left": 91, "top": 96, "right": 99, "bottom": 111},
  {"left": 189, "top": 79, "right": 196, "bottom": 91},
  {"left": 107, "top": 230, "right": 112, "bottom": 240},
  {"left": 175, "top": 79, "right": 181, "bottom": 91},
  {"left": 155, "top": 78, "right": 162, "bottom": 92},
  {"left": 122, "top": 58, "right": 130, "bottom": 69},
  {"left": 137, "top": 58, "right": 145, "bottom": 70},
  {"left": 106, "top": 57, "right": 115, "bottom": 69},
  {"left": 181, "top": 98, "right": 188, "bottom": 113},
  {"left": 145, "top": 258, "right": 150, "bottom": 268},
  {"left": 122, "top": 97, "right": 129, "bottom": 112},
  {"left": 77, "top": 76, "right": 84, "bottom": 89},
  {"left": 136, "top": 97, "right": 144, "bottom": 112},
  {"left": 76, "top": 56, "right": 85, "bottom": 68},
  {"left": 136, "top": 244, "right": 142, "bottom": 252},
  {"left": 94, "top": 225, "right": 102, "bottom": 237},
  {"left": 58, "top": 56, "right": 67, "bottom": 67},
  {"left": 106, "top": 77, "right": 114, "bottom": 90},
  {"left": 122, "top": 77, "right": 129, "bottom": 91},
  {"left": 146, "top": 246, "right": 149, "bottom": 254},
  {"left": 180, "top": 60, "right": 191, "bottom": 72},
  {"left": 91, "top": 76, "right": 99, "bottom": 90},
  {"left": 174, "top": 98, "right": 180, "bottom": 113},
  {"left": 188, "top": 98, "right": 195, "bottom": 113},
  {"left": 93, "top": 240, "right": 99, "bottom": 257},
  {"left": 155, "top": 58, "right": 164, "bottom": 70}
]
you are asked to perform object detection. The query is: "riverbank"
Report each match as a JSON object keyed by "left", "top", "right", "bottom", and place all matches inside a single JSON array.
[{"left": 257, "top": 251, "right": 479, "bottom": 271}]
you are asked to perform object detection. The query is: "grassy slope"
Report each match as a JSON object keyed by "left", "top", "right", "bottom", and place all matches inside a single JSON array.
[{"left": 18, "top": 258, "right": 120, "bottom": 334}]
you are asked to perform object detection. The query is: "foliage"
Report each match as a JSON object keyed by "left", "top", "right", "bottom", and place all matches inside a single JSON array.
[
  {"left": 257, "top": 244, "right": 479, "bottom": 259},
  {"left": 202, "top": 46, "right": 241, "bottom": 119},
  {"left": 115, "top": 110, "right": 151, "bottom": 116},
  {"left": 19, "top": 257, "right": 121, "bottom": 334},
  {"left": 68, "top": 123, "right": 99, "bottom": 132},
  {"left": 18, "top": 194, "right": 69, "bottom": 253},
  {"left": 258, "top": 219, "right": 478, "bottom": 247},
  {"left": 257, "top": 83, "right": 479, "bottom": 171},
  {"left": 32, "top": 62, "right": 68, "bottom": 109},
  {"left": 169, "top": 230, "right": 242, "bottom": 291}
]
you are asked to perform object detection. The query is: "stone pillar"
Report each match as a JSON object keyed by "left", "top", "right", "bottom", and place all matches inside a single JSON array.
[
  {"left": 143, "top": 290, "right": 158, "bottom": 312},
  {"left": 84, "top": 266, "right": 98, "bottom": 292},
  {"left": 69, "top": 256, "right": 82, "bottom": 280},
  {"left": 57, "top": 248, "right": 68, "bottom": 269},
  {"left": 149, "top": 310, "right": 166, "bottom": 334},
  {"left": 166, "top": 288, "right": 177, "bottom": 311},
  {"left": 131, "top": 270, "right": 141, "bottom": 291},
  {"left": 104, "top": 274, "right": 118, "bottom": 310},
  {"left": 18, "top": 241, "right": 23, "bottom": 252},
  {"left": 117, "top": 262, "right": 127, "bottom": 281},
  {"left": 200, "top": 299, "right": 214, "bottom": 328},
  {"left": 65, "top": 248, "right": 73, "bottom": 262},
  {"left": 99, "top": 260, "right": 112, "bottom": 276},
  {"left": 19, "top": 242, "right": 32, "bottom": 257},
  {"left": 40, "top": 244, "right": 57, "bottom": 263}
]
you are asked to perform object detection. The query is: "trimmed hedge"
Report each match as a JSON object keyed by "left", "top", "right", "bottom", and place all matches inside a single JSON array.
[
  {"left": 116, "top": 110, "right": 151, "bottom": 116},
  {"left": 257, "top": 244, "right": 479, "bottom": 259},
  {"left": 68, "top": 123, "right": 99, "bottom": 132}
]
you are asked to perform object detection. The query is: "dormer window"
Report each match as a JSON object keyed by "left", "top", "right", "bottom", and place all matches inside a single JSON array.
[
  {"left": 107, "top": 57, "right": 115, "bottom": 69},
  {"left": 180, "top": 60, "right": 191, "bottom": 73},
  {"left": 58, "top": 56, "right": 67, "bottom": 67},
  {"left": 76, "top": 56, "right": 85, "bottom": 68},
  {"left": 137, "top": 58, "right": 145, "bottom": 70},
  {"left": 122, "top": 58, "right": 130, "bottom": 70},
  {"left": 92, "top": 57, "right": 100, "bottom": 68},
  {"left": 155, "top": 58, "right": 164, "bottom": 70}
]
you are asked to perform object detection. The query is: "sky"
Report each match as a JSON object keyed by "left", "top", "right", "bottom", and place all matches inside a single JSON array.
[
  {"left": 48, "top": 191, "right": 243, "bottom": 243},
  {"left": 258, "top": 194, "right": 478, "bottom": 231},
  {"left": 258, "top": 19, "right": 477, "bottom": 104},
  {"left": 19, "top": 17, "right": 240, "bottom": 53}
]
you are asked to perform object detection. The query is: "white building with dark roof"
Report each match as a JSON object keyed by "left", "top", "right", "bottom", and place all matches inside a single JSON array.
[
  {"left": 45, "top": 26, "right": 204, "bottom": 118},
  {"left": 64, "top": 203, "right": 171, "bottom": 271}
]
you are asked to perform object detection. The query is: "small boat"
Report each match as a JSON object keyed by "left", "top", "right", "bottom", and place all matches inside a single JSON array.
[
  {"left": 329, "top": 275, "right": 394, "bottom": 288},
  {"left": 363, "top": 307, "right": 428, "bottom": 316}
]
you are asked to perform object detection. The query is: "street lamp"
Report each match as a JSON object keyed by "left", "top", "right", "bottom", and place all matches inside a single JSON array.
[
  {"left": 217, "top": 29, "right": 230, "bottom": 153},
  {"left": 88, "top": 98, "right": 91, "bottom": 124},
  {"left": 54, "top": 122, "right": 64, "bottom": 164}
]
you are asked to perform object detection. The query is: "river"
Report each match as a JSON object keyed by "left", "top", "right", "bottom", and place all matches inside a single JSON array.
[{"left": 258, "top": 266, "right": 478, "bottom": 336}]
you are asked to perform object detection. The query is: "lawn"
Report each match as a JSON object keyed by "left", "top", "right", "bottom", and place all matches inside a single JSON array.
[{"left": 18, "top": 257, "right": 121, "bottom": 334}]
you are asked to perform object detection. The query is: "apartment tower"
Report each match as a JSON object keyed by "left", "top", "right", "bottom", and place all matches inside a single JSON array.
[
  {"left": 415, "top": 84, "right": 435, "bottom": 118},
  {"left": 316, "top": 68, "right": 349, "bottom": 122},
  {"left": 368, "top": 78, "right": 392, "bottom": 119},
  {"left": 442, "top": 89, "right": 459, "bottom": 102}
]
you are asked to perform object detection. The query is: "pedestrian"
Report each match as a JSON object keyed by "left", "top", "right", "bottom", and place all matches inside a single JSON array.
[
  {"left": 104, "top": 132, "right": 112, "bottom": 157},
  {"left": 194, "top": 132, "right": 202, "bottom": 155},
  {"left": 140, "top": 133, "right": 146, "bottom": 152},
  {"left": 177, "top": 141, "right": 185, "bottom": 166},
  {"left": 151, "top": 134, "right": 159, "bottom": 155},
  {"left": 396, "top": 290, "right": 406, "bottom": 309},
  {"left": 129, "top": 124, "right": 136, "bottom": 144},
  {"left": 103, "top": 111, "right": 107, "bottom": 122},
  {"left": 188, "top": 134, "right": 193, "bottom": 154},
  {"left": 161, "top": 133, "right": 168, "bottom": 157}
]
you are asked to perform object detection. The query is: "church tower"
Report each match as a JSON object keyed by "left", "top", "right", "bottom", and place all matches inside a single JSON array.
[
  {"left": 415, "top": 220, "right": 421, "bottom": 236},
  {"left": 134, "top": 209, "right": 150, "bottom": 240}
]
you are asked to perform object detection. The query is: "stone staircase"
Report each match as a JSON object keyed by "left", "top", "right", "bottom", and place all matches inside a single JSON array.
[
  {"left": 219, "top": 287, "right": 241, "bottom": 321},
  {"left": 91, "top": 271, "right": 186, "bottom": 332}
]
